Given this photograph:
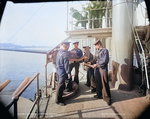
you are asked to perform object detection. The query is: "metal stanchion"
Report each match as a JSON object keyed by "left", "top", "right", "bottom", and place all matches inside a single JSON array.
[
  {"left": 37, "top": 74, "right": 40, "bottom": 118},
  {"left": 12, "top": 96, "right": 19, "bottom": 119},
  {"left": 45, "top": 65, "right": 47, "bottom": 97}
]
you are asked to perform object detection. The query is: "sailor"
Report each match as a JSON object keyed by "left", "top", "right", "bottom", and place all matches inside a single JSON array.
[
  {"left": 93, "top": 39, "right": 111, "bottom": 105},
  {"left": 83, "top": 46, "right": 96, "bottom": 93},
  {"left": 55, "top": 42, "right": 71, "bottom": 106},
  {"left": 69, "top": 41, "right": 83, "bottom": 84},
  {"left": 84, "top": 50, "right": 102, "bottom": 94},
  {"left": 91, "top": 51, "right": 103, "bottom": 99}
]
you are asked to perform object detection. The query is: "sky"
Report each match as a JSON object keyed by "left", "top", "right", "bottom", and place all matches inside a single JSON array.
[
  {"left": 0, "top": 1, "right": 87, "bottom": 47},
  {"left": 136, "top": 1, "right": 149, "bottom": 26},
  {"left": 0, "top": 1, "right": 148, "bottom": 47}
]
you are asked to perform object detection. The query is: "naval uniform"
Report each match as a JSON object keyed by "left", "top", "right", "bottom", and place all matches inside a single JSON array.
[
  {"left": 56, "top": 49, "right": 70, "bottom": 103},
  {"left": 94, "top": 67, "right": 102, "bottom": 97},
  {"left": 85, "top": 53, "right": 97, "bottom": 91},
  {"left": 89, "top": 53, "right": 102, "bottom": 96},
  {"left": 69, "top": 48, "right": 83, "bottom": 84},
  {"left": 97, "top": 48, "right": 111, "bottom": 103},
  {"left": 84, "top": 53, "right": 94, "bottom": 87}
]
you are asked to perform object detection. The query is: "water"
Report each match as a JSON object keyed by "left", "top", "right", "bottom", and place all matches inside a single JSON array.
[{"left": 0, "top": 48, "right": 53, "bottom": 100}]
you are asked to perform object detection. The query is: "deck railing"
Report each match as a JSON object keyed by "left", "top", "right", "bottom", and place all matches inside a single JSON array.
[
  {"left": 5, "top": 73, "right": 40, "bottom": 119},
  {"left": 68, "top": 7, "right": 112, "bottom": 31},
  {"left": 0, "top": 79, "right": 11, "bottom": 92}
]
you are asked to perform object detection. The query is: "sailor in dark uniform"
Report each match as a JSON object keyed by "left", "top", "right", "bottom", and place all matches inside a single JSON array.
[
  {"left": 83, "top": 46, "right": 96, "bottom": 93},
  {"left": 69, "top": 41, "right": 83, "bottom": 84},
  {"left": 83, "top": 46, "right": 93, "bottom": 87},
  {"left": 55, "top": 42, "right": 71, "bottom": 106},
  {"left": 93, "top": 39, "right": 111, "bottom": 105},
  {"left": 91, "top": 51, "right": 103, "bottom": 99}
]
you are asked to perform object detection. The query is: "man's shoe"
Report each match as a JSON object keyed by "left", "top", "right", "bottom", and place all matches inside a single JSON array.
[
  {"left": 94, "top": 95, "right": 103, "bottom": 99},
  {"left": 91, "top": 88, "right": 96, "bottom": 93},
  {"left": 56, "top": 102, "right": 66, "bottom": 106},
  {"left": 84, "top": 83, "right": 90, "bottom": 87},
  {"left": 107, "top": 99, "right": 111, "bottom": 105}
]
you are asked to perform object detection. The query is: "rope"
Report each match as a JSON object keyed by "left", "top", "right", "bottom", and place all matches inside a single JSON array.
[
  {"left": 139, "top": 0, "right": 146, "bottom": 18},
  {"left": 7, "top": 3, "right": 45, "bottom": 42}
]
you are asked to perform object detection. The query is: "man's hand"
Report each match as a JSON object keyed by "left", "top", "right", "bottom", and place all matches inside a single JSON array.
[
  {"left": 87, "top": 62, "right": 91, "bottom": 65},
  {"left": 68, "top": 74, "right": 71, "bottom": 79},
  {"left": 70, "top": 58, "right": 78, "bottom": 61},
  {"left": 93, "top": 64, "right": 97, "bottom": 68},
  {"left": 83, "top": 56, "right": 88, "bottom": 59},
  {"left": 83, "top": 62, "right": 85, "bottom": 66}
]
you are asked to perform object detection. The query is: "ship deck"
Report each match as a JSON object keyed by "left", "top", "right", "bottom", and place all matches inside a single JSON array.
[{"left": 43, "top": 68, "right": 150, "bottom": 119}]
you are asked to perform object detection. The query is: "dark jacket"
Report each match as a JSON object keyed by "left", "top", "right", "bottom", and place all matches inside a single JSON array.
[
  {"left": 71, "top": 48, "right": 83, "bottom": 59},
  {"left": 97, "top": 48, "right": 109, "bottom": 70},
  {"left": 56, "top": 49, "right": 69, "bottom": 78},
  {"left": 83, "top": 52, "right": 93, "bottom": 63}
]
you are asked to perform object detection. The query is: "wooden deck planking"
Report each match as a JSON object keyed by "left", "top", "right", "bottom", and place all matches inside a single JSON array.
[{"left": 44, "top": 69, "right": 150, "bottom": 119}]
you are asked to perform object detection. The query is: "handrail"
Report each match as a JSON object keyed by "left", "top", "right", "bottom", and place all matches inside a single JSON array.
[
  {"left": 5, "top": 95, "right": 19, "bottom": 111},
  {"left": 5, "top": 73, "right": 40, "bottom": 119},
  {"left": 69, "top": 17, "right": 112, "bottom": 24},
  {"left": 69, "top": 17, "right": 112, "bottom": 30},
  {"left": 69, "top": 7, "right": 112, "bottom": 30},
  {"left": 69, "top": 7, "right": 112, "bottom": 15},
  {"left": 12, "top": 73, "right": 40, "bottom": 97},
  {"left": 0, "top": 79, "right": 11, "bottom": 92},
  {"left": 134, "top": 27, "right": 149, "bottom": 89}
]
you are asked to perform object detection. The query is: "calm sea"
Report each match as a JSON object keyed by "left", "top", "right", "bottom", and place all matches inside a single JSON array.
[{"left": 0, "top": 48, "right": 53, "bottom": 100}]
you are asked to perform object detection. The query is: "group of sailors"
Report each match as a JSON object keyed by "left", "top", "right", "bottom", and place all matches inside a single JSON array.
[{"left": 55, "top": 39, "right": 111, "bottom": 106}]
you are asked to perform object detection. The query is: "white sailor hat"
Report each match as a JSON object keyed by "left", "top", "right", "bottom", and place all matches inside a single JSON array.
[{"left": 72, "top": 40, "right": 79, "bottom": 44}]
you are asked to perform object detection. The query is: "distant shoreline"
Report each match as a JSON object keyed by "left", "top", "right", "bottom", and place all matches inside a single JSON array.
[
  {"left": 0, "top": 43, "right": 52, "bottom": 49},
  {"left": 0, "top": 48, "right": 49, "bottom": 54}
]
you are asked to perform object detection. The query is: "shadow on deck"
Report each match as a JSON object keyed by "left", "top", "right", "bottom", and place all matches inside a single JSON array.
[{"left": 43, "top": 69, "right": 150, "bottom": 119}]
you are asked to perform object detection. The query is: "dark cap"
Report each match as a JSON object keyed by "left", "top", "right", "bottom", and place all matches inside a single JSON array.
[
  {"left": 72, "top": 41, "right": 79, "bottom": 44},
  {"left": 94, "top": 39, "right": 101, "bottom": 45},
  {"left": 83, "top": 46, "right": 91, "bottom": 49},
  {"left": 62, "top": 42, "right": 70, "bottom": 46}
]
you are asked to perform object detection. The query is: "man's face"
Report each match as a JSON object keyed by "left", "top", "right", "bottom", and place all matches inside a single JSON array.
[
  {"left": 66, "top": 45, "right": 70, "bottom": 51},
  {"left": 83, "top": 48, "right": 86, "bottom": 53},
  {"left": 63, "top": 44, "right": 69, "bottom": 51},
  {"left": 95, "top": 44, "right": 100, "bottom": 49},
  {"left": 73, "top": 43, "right": 78, "bottom": 49}
]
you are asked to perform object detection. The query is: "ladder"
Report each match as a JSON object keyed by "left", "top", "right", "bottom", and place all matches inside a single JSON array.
[{"left": 134, "top": 26, "right": 150, "bottom": 95}]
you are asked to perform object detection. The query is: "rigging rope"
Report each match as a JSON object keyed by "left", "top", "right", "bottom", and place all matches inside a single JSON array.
[{"left": 7, "top": 3, "right": 45, "bottom": 42}]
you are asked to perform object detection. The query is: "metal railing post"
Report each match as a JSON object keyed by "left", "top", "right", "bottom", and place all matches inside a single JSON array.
[
  {"left": 105, "top": 7, "right": 108, "bottom": 28},
  {"left": 12, "top": 96, "right": 19, "bottom": 119},
  {"left": 67, "top": 1, "right": 68, "bottom": 31},
  {"left": 37, "top": 74, "right": 40, "bottom": 118},
  {"left": 88, "top": 11, "right": 90, "bottom": 29},
  {"left": 45, "top": 64, "right": 47, "bottom": 97},
  {"left": 14, "top": 99, "right": 18, "bottom": 119}
]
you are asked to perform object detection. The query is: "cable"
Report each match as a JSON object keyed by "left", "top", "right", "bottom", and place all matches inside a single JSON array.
[
  {"left": 78, "top": 1, "right": 83, "bottom": 6},
  {"left": 7, "top": 3, "right": 45, "bottom": 42},
  {"left": 140, "top": 2, "right": 146, "bottom": 18},
  {"left": 139, "top": 0, "right": 146, "bottom": 10},
  {"left": 139, "top": 0, "right": 147, "bottom": 18}
]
